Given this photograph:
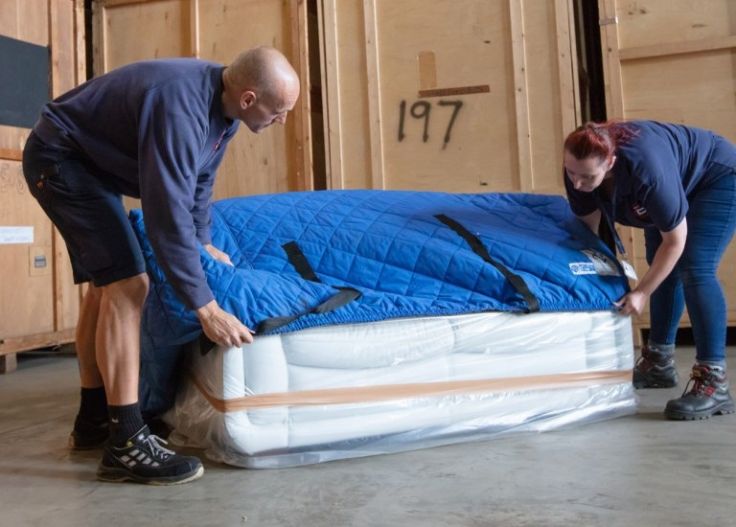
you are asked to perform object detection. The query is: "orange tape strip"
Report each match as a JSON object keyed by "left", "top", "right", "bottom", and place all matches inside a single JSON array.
[
  {"left": 191, "top": 370, "right": 632, "bottom": 413},
  {"left": 417, "top": 51, "right": 437, "bottom": 90}
]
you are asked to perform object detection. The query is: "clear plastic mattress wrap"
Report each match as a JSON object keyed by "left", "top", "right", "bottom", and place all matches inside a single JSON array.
[{"left": 166, "top": 311, "right": 637, "bottom": 468}]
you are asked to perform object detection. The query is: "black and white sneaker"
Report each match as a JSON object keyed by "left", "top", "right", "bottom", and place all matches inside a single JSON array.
[{"left": 97, "top": 426, "right": 203, "bottom": 485}]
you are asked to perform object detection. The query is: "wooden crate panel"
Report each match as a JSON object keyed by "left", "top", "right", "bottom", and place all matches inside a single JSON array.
[
  {"left": 96, "top": 0, "right": 192, "bottom": 70},
  {"left": 0, "top": 0, "right": 49, "bottom": 46},
  {"left": 615, "top": 0, "right": 735, "bottom": 49},
  {"left": 620, "top": 51, "right": 736, "bottom": 139},
  {"left": 373, "top": 0, "right": 514, "bottom": 192},
  {"left": 0, "top": 1, "right": 83, "bottom": 352},
  {"left": 521, "top": 0, "right": 578, "bottom": 195},
  {"left": 320, "top": 0, "right": 372, "bottom": 189},
  {"left": 0, "top": 0, "right": 49, "bottom": 156},
  {"left": 0, "top": 160, "right": 55, "bottom": 339},
  {"left": 321, "top": 0, "right": 579, "bottom": 194},
  {"left": 198, "top": 0, "right": 296, "bottom": 198}
]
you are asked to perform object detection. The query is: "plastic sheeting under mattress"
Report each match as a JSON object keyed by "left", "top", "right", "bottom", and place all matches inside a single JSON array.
[{"left": 166, "top": 311, "right": 637, "bottom": 468}]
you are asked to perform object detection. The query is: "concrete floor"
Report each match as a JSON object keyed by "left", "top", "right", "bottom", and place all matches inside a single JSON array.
[{"left": 1, "top": 347, "right": 735, "bottom": 527}]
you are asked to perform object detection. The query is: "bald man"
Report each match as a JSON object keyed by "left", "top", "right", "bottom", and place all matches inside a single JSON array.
[{"left": 22, "top": 47, "right": 300, "bottom": 485}]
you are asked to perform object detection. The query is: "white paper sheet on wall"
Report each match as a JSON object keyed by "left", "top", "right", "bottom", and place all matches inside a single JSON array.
[{"left": 0, "top": 226, "right": 34, "bottom": 244}]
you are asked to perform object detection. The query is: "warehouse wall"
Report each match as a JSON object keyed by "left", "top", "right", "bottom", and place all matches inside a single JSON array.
[{"left": 0, "top": 0, "right": 85, "bottom": 363}]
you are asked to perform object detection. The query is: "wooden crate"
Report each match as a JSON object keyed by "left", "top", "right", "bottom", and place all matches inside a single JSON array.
[
  {"left": 0, "top": 0, "right": 86, "bottom": 371},
  {"left": 92, "top": 0, "right": 314, "bottom": 208},
  {"left": 317, "top": 0, "right": 581, "bottom": 193},
  {"left": 599, "top": 0, "right": 736, "bottom": 342}
]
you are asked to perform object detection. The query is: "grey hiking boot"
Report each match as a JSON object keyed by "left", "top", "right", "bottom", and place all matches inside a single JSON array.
[
  {"left": 633, "top": 343, "right": 678, "bottom": 389},
  {"left": 665, "top": 364, "right": 735, "bottom": 421}
]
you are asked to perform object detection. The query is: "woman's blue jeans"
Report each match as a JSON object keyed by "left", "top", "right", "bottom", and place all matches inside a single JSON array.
[{"left": 644, "top": 167, "right": 736, "bottom": 363}]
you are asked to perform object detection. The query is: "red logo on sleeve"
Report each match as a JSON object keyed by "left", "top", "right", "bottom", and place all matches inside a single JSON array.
[{"left": 213, "top": 130, "right": 226, "bottom": 152}]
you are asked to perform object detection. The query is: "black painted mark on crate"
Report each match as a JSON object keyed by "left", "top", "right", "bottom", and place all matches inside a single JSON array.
[{"left": 397, "top": 99, "right": 464, "bottom": 149}]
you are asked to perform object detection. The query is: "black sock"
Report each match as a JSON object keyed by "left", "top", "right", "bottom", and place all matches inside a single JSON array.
[
  {"left": 108, "top": 403, "right": 146, "bottom": 446},
  {"left": 78, "top": 387, "right": 108, "bottom": 424}
]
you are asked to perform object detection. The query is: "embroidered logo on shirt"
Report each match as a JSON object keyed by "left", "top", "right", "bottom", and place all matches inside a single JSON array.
[
  {"left": 631, "top": 202, "right": 648, "bottom": 217},
  {"left": 213, "top": 130, "right": 226, "bottom": 152}
]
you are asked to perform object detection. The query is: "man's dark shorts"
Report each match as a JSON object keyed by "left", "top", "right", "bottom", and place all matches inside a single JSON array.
[{"left": 22, "top": 132, "right": 145, "bottom": 286}]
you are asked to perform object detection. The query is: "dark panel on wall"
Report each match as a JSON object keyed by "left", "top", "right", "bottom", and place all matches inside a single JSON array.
[{"left": 0, "top": 35, "right": 50, "bottom": 129}]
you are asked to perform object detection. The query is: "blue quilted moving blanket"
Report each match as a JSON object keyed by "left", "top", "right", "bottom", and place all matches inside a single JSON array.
[{"left": 132, "top": 189, "right": 629, "bottom": 416}]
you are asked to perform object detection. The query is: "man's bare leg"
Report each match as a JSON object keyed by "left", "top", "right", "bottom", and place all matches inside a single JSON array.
[
  {"left": 73, "top": 275, "right": 147, "bottom": 448},
  {"left": 94, "top": 272, "right": 204, "bottom": 484},
  {"left": 95, "top": 273, "right": 149, "bottom": 406},
  {"left": 76, "top": 284, "right": 103, "bottom": 388},
  {"left": 69, "top": 284, "right": 109, "bottom": 450}
]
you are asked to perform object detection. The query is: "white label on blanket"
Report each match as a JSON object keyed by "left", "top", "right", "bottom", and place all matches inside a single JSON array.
[
  {"left": 0, "top": 226, "right": 33, "bottom": 244},
  {"left": 569, "top": 262, "right": 597, "bottom": 275},
  {"left": 581, "top": 249, "right": 621, "bottom": 276}
]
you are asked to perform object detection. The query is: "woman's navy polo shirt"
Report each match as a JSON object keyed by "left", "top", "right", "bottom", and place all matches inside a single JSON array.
[{"left": 565, "top": 120, "right": 736, "bottom": 232}]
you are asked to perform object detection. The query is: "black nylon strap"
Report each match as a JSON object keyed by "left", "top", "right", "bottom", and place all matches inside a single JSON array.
[
  {"left": 435, "top": 214, "right": 540, "bottom": 313},
  {"left": 201, "top": 241, "right": 362, "bottom": 354},
  {"left": 199, "top": 333, "right": 216, "bottom": 356},
  {"left": 282, "top": 241, "right": 321, "bottom": 282},
  {"left": 254, "top": 242, "right": 362, "bottom": 334},
  {"left": 255, "top": 287, "right": 361, "bottom": 334}
]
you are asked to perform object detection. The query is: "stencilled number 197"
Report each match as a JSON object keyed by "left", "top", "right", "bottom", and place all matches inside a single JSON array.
[{"left": 397, "top": 99, "right": 463, "bottom": 149}]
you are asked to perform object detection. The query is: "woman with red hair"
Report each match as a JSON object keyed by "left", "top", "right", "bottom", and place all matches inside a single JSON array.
[{"left": 563, "top": 120, "right": 736, "bottom": 420}]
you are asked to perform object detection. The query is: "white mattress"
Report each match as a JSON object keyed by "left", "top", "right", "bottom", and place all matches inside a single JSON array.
[{"left": 167, "top": 311, "right": 637, "bottom": 468}]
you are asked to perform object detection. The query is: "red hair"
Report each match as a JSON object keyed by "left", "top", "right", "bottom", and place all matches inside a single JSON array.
[{"left": 564, "top": 121, "right": 638, "bottom": 161}]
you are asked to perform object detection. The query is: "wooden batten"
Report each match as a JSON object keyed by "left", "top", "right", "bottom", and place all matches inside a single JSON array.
[
  {"left": 289, "top": 0, "right": 313, "bottom": 191},
  {"left": 362, "top": 0, "right": 386, "bottom": 190},
  {"left": 0, "top": 148, "right": 22, "bottom": 161},
  {"left": 50, "top": 0, "right": 76, "bottom": 334},
  {"left": 598, "top": 0, "right": 624, "bottom": 120},
  {"left": 318, "top": 0, "right": 344, "bottom": 189},
  {"left": 0, "top": 328, "right": 76, "bottom": 357},
  {"left": 618, "top": 34, "right": 736, "bottom": 62},
  {"left": 189, "top": 0, "right": 200, "bottom": 58},
  {"left": 554, "top": 0, "right": 579, "bottom": 138},
  {"left": 508, "top": 0, "right": 533, "bottom": 192},
  {"left": 0, "top": 352, "right": 18, "bottom": 373}
]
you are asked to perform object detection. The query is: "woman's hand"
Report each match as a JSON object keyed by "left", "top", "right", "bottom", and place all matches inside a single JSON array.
[
  {"left": 204, "top": 243, "right": 233, "bottom": 266},
  {"left": 616, "top": 219, "right": 686, "bottom": 317},
  {"left": 614, "top": 289, "right": 648, "bottom": 316}
]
